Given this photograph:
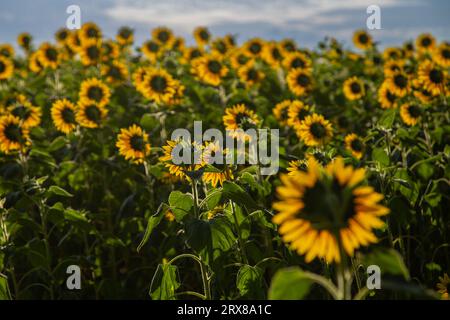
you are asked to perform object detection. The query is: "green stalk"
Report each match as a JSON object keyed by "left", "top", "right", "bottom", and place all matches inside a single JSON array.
[{"left": 230, "top": 201, "right": 249, "bottom": 265}]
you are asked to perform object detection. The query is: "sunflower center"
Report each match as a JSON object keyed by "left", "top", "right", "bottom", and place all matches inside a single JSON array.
[
  {"left": 351, "top": 139, "right": 363, "bottom": 152},
  {"left": 119, "top": 27, "right": 132, "bottom": 39},
  {"left": 215, "top": 41, "right": 227, "bottom": 54},
  {"left": 296, "top": 74, "right": 310, "bottom": 87},
  {"left": 408, "top": 105, "right": 421, "bottom": 118},
  {"left": 394, "top": 74, "right": 407, "bottom": 88},
  {"left": 147, "top": 41, "right": 159, "bottom": 52},
  {"left": 190, "top": 49, "right": 202, "bottom": 59},
  {"left": 247, "top": 68, "right": 259, "bottom": 81},
  {"left": 442, "top": 49, "right": 450, "bottom": 59},
  {"left": 199, "top": 30, "right": 210, "bottom": 41},
  {"left": 350, "top": 82, "right": 361, "bottom": 94},
  {"left": 386, "top": 90, "right": 396, "bottom": 103},
  {"left": 249, "top": 43, "right": 262, "bottom": 54},
  {"left": 61, "top": 107, "right": 76, "bottom": 124},
  {"left": 235, "top": 113, "right": 255, "bottom": 130},
  {"left": 310, "top": 122, "right": 326, "bottom": 139},
  {"left": 0, "top": 61, "right": 5, "bottom": 73},
  {"left": 87, "top": 86, "right": 104, "bottom": 102},
  {"left": 421, "top": 37, "right": 431, "bottom": 47},
  {"left": 130, "top": 135, "right": 145, "bottom": 152},
  {"left": 4, "top": 123, "right": 23, "bottom": 142},
  {"left": 108, "top": 66, "right": 123, "bottom": 79},
  {"left": 1, "top": 49, "right": 11, "bottom": 57},
  {"left": 87, "top": 45, "right": 100, "bottom": 59},
  {"left": 103, "top": 43, "right": 112, "bottom": 55},
  {"left": 85, "top": 105, "right": 101, "bottom": 123},
  {"left": 22, "top": 36, "right": 31, "bottom": 46},
  {"left": 150, "top": 75, "right": 168, "bottom": 92},
  {"left": 46, "top": 48, "right": 58, "bottom": 61},
  {"left": 11, "top": 105, "right": 31, "bottom": 120},
  {"left": 291, "top": 58, "right": 305, "bottom": 69},
  {"left": 237, "top": 54, "right": 249, "bottom": 65},
  {"left": 58, "top": 30, "right": 68, "bottom": 40},
  {"left": 207, "top": 60, "right": 222, "bottom": 74},
  {"left": 429, "top": 69, "right": 443, "bottom": 84},
  {"left": 297, "top": 109, "right": 309, "bottom": 121},
  {"left": 359, "top": 33, "right": 369, "bottom": 44},
  {"left": 87, "top": 28, "right": 98, "bottom": 38},
  {"left": 283, "top": 42, "right": 295, "bottom": 52},
  {"left": 157, "top": 31, "right": 169, "bottom": 43},
  {"left": 272, "top": 48, "right": 282, "bottom": 60}
]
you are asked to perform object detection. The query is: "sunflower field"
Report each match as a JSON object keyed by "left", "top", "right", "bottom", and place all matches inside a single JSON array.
[{"left": 0, "top": 24, "right": 449, "bottom": 301}]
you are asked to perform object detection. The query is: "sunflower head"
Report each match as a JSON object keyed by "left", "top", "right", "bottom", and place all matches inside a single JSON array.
[
  {"left": 273, "top": 100, "right": 292, "bottom": 126},
  {"left": 378, "top": 82, "right": 398, "bottom": 109},
  {"left": 386, "top": 71, "right": 410, "bottom": 97},
  {"left": 400, "top": 103, "right": 422, "bottom": 126},
  {"left": 51, "top": 99, "right": 77, "bottom": 134},
  {"left": 152, "top": 26, "right": 175, "bottom": 48},
  {"left": 418, "top": 60, "right": 447, "bottom": 96},
  {"left": 283, "top": 52, "right": 311, "bottom": 71},
  {"left": 7, "top": 99, "right": 41, "bottom": 129},
  {"left": 141, "top": 40, "right": 161, "bottom": 61},
  {"left": 80, "top": 22, "right": 102, "bottom": 44},
  {"left": 287, "top": 100, "right": 311, "bottom": 129},
  {"left": 138, "top": 68, "right": 178, "bottom": 104},
  {"left": 0, "top": 56, "right": 14, "bottom": 80},
  {"left": 287, "top": 159, "right": 308, "bottom": 176},
  {"left": 280, "top": 39, "right": 297, "bottom": 54},
  {"left": 79, "top": 78, "right": 111, "bottom": 107},
  {"left": 287, "top": 68, "right": 313, "bottom": 96},
  {"left": 273, "top": 157, "right": 389, "bottom": 263},
  {"left": 344, "top": 133, "right": 364, "bottom": 159},
  {"left": 17, "top": 33, "right": 32, "bottom": 50},
  {"left": 101, "top": 60, "right": 129, "bottom": 84},
  {"left": 230, "top": 49, "right": 252, "bottom": 70},
  {"left": 191, "top": 53, "right": 229, "bottom": 86},
  {"left": 297, "top": 113, "right": 333, "bottom": 147},
  {"left": 116, "top": 26, "right": 134, "bottom": 46},
  {"left": 343, "top": 76, "right": 365, "bottom": 101},
  {"left": 37, "top": 42, "right": 60, "bottom": 69},
  {"left": 433, "top": 43, "right": 450, "bottom": 68},
  {"left": 223, "top": 104, "right": 260, "bottom": 141},
  {"left": 353, "top": 30, "right": 373, "bottom": 50},
  {"left": 55, "top": 28, "right": 70, "bottom": 45},
  {"left": 76, "top": 101, "right": 108, "bottom": 128},
  {"left": 202, "top": 141, "right": 234, "bottom": 187},
  {"left": 211, "top": 38, "right": 230, "bottom": 56},
  {"left": 0, "top": 114, "right": 31, "bottom": 154},
  {"left": 238, "top": 62, "right": 264, "bottom": 88},
  {"left": 193, "top": 27, "right": 211, "bottom": 47},
  {"left": 244, "top": 38, "right": 265, "bottom": 57},
  {"left": 80, "top": 39, "right": 102, "bottom": 65},
  {"left": 116, "top": 124, "right": 151, "bottom": 164},
  {"left": 262, "top": 42, "right": 284, "bottom": 68},
  {"left": 416, "top": 33, "right": 436, "bottom": 53},
  {"left": 0, "top": 44, "right": 14, "bottom": 58}
]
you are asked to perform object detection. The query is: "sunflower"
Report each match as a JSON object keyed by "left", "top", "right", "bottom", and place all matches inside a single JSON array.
[
  {"left": 51, "top": 99, "right": 77, "bottom": 134},
  {"left": 287, "top": 100, "right": 311, "bottom": 129},
  {"left": 37, "top": 42, "right": 60, "bottom": 69},
  {"left": 244, "top": 38, "right": 265, "bottom": 58},
  {"left": 79, "top": 78, "right": 111, "bottom": 107},
  {"left": 101, "top": 40, "right": 120, "bottom": 61},
  {"left": 141, "top": 40, "right": 161, "bottom": 62},
  {"left": 55, "top": 28, "right": 70, "bottom": 45},
  {"left": 76, "top": 101, "right": 108, "bottom": 128},
  {"left": 418, "top": 60, "right": 447, "bottom": 96},
  {"left": 436, "top": 273, "right": 449, "bottom": 300},
  {"left": 17, "top": 33, "right": 32, "bottom": 51},
  {"left": 287, "top": 159, "right": 307, "bottom": 176},
  {"left": 297, "top": 113, "right": 333, "bottom": 147},
  {"left": 262, "top": 42, "right": 284, "bottom": 68},
  {"left": 191, "top": 53, "right": 229, "bottom": 86},
  {"left": 273, "top": 100, "right": 292, "bottom": 126},
  {"left": 433, "top": 43, "right": 450, "bottom": 68},
  {"left": 28, "top": 52, "right": 43, "bottom": 73},
  {"left": 412, "top": 79, "right": 434, "bottom": 104},
  {"left": 238, "top": 62, "right": 265, "bottom": 88},
  {"left": 280, "top": 39, "right": 297, "bottom": 55},
  {"left": 0, "top": 44, "right": 14, "bottom": 58},
  {"left": 416, "top": 33, "right": 436, "bottom": 54},
  {"left": 116, "top": 124, "right": 151, "bottom": 164},
  {"left": 286, "top": 68, "right": 312, "bottom": 97},
  {"left": 181, "top": 47, "right": 204, "bottom": 64},
  {"left": 202, "top": 141, "right": 234, "bottom": 187},
  {"left": 273, "top": 157, "right": 389, "bottom": 263},
  {"left": 385, "top": 71, "right": 410, "bottom": 97},
  {"left": 0, "top": 56, "right": 14, "bottom": 80},
  {"left": 171, "top": 37, "right": 185, "bottom": 51},
  {"left": 344, "top": 133, "right": 364, "bottom": 159},
  {"left": 193, "top": 27, "right": 211, "bottom": 47},
  {"left": 67, "top": 31, "right": 82, "bottom": 53},
  {"left": 343, "top": 76, "right": 365, "bottom": 101},
  {"left": 352, "top": 30, "right": 373, "bottom": 50},
  {"left": 116, "top": 26, "right": 134, "bottom": 46},
  {"left": 400, "top": 103, "right": 422, "bottom": 126},
  {"left": 211, "top": 38, "right": 231, "bottom": 57},
  {"left": 223, "top": 104, "right": 260, "bottom": 141},
  {"left": 132, "top": 67, "right": 149, "bottom": 89},
  {"left": 378, "top": 82, "right": 398, "bottom": 109},
  {"left": 101, "top": 60, "right": 129, "bottom": 84},
  {"left": 383, "top": 60, "right": 404, "bottom": 77},
  {"left": 0, "top": 115, "right": 31, "bottom": 154},
  {"left": 79, "top": 22, "right": 102, "bottom": 44},
  {"left": 383, "top": 47, "right": 402, "bottom": 61},
  {"left": 6, "top": 99, "right": 41, "bottom": 128},
  {"left": 230, "top": 49, "right": 252, "bottom": 70},
  {"left": 137, "top": 68, "right": 178, "bottom": 103},
  {"left": 159, "top": 139, "right": 205, "bottom": 180},
  {"left": 152, "top": 26, "right": 175, "bottom": 48},
  {"left": 79, "top": 39, "right": 102, "bottom": 66},
  {"left": 282, "top": 52, "right": 311, "bottom": 71}
]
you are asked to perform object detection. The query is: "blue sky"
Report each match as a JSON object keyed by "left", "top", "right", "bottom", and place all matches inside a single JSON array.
[{"left": 1, "top": 0, "right": 448, "bottom": 49}]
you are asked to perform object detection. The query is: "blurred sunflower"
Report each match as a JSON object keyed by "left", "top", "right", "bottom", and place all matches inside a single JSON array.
[
  {"left": 385, "top": 71, "right": 410, "bottom": 97},
  {"left": 132, "top": 67, "right": 149, "bottom": 89},
  {"left": 353, "top": 30, "right": 373, "bottom": 50},
  {"left": 286, "top": 68, "right": 312, "bottom": 97},
  {"left": 17, "top": 33, "right": 32, "bottom": 51},
  {"left": 79, "top": 39, "right": 102, "bottom": 66},
  {"left": 287, "top": 159, "right": 307, "bottom": 176},
  {"left": 378, "top": 82, "right": 398, "bottom": 109},
  {"left": 0, "top": 114, "right": 31, "bottom": 154},
  {"left": 343, "top": 76, "right": 365, "bottom": 101},
  {"left": 0, "top": 44, "right": 14, "bottom": 58},
  {"left": 55, "top": 28, "right": 70, "bottom": 45},
  {"left": 412, "top": 79, "right": 434, "bottom": 104},
  {"left": 400, "top": 103, "right": 422, "bottom": 126},
  {"left": 152, "top": 26, "right": 175, "bottom": 48},
  {"left": 79, "top": 22, "right": 102, "bottom": 44},
  {"left": 230, "top": 49, "right": 252, "bottom": 70},
  {"left": 436, "top": 273, "right": 449, "bottom": 300},
  {"left": 287, "top": 100, "right": 311, "bottom": 129},
  {"left": 202, "top": 141, "right": 234, "bottom": 187},
  {"left": 76, "top": 101, "right": 108, "bottom": 128},
  {"left": 262, "top": 42, "right": 284, "bottom": 68},
  {"left": 273, "top": 100, "right": 292, "bottom": 126},
  {"left": 416, "top": 33, "right": 436, "bottom": 54},
  {"left": 273, "top": 157, "right": 389, "bottom": 263},
  {"left": 101, "top": 40, "right": 120, "bottom": 62},
  {"left": 211, "top": 38, "right": 231, "bottom": 57},
  {"left": 238, "top": 62, "right": 265, "bottom": 88},
  {"left": 224, "top": 34, "right": 236, "bottom": 48},
  {"left": 383, "top": 47, "right": 402, "bottom": 61},
  {"left": 244, "top": 38, "right": 265, "bottom": 58},
  {"left": 51, "top": 99, "right": 77, "bottom": 134},
  {"left": 116, "top": 124, "right": 151, "bottom": 164},
  {"left": 7, "top": 99, "right": 41, "bottom": 128},
  {"left": 101, "top": 60, "right": 129, "bottom": 84},
  {"left": 191, "top": 53, "right": 228, "bottom": 86},
  {"left": 279, "top": 39, "right": 297, "bottom": 55},
  {"left": 0, "top": 56, "right": 14, "bottom": 80},
  {"left": 37, "top": 42, "right": 60, "bottom": 69},
  {"left": 418, "top": 60, "right": 447, "bottom": 96},
  {"left": 141, "top": 40, "right": 161, "bottom": 62},
  {"left": 344, "top": 133, "right": 364, "bottom": 159},
  {"left": 171, "top": 37, "right": 185, "bottom": 51},
  {"left": 383, "top": 60, "right": 404, "bottom": 77},
  {"left": 297, "top": 113, "right": 333, "bottom": 147},
  {"left": 29, "top": 52, "right": 43, "bottom": 73},
  {"left": 433, "top": 43, "right": 450, "bottom": 68},
  {"left": 193, "top": 27, "right": 211, "bottom": 47},
  {"left": 116, "top": 26, "right": 134, "bottom": 46},
  {"left": 67, "top": 31, "right": 82, "bottom": 53},
  {"left": 282, "top": 52, "right": 311, "bottom": 71},
  {"left": 181, "top": 47, "right": 204, "bottom": 65},
  {"left": 138, "top": 68, "right": 178, "bottom": 103},
  {"left": 402, "top": 41, "right": 415, "bottom": 58},
  {"left": 79, "top": 78, "right": 111, "bottom": 107},
  {"left": 223, "top": 104, "right": 260, "bottom": 141}
]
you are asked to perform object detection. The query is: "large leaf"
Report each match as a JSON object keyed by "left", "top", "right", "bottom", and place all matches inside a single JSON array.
[
  {"left": 268, "top": 267, "right": 312, "bottom": 300},
  {"left": 149, "top": 263, "right": 180, "bottom": 300},
  {"left": 168, "top": 191, "right": 193, "bottom": 221},
  {"left": 222, "top": 181, "right": 258, "bottom": 211},
  {"left": 0, "top": 275, "right": 11, "bottom": 300},
  {"left": 137, "top": 203, "right": 169, "bottom": 252},
  {"left": 363, "top": 248, "right": 410, "bottom": 280},
  {"left": 236, "top": 265, "right": 264, "bottom": 299}
]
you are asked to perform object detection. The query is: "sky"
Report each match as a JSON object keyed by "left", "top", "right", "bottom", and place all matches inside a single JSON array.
[{"left": 0, "top": 0, "right": 449, "bottom": 49}]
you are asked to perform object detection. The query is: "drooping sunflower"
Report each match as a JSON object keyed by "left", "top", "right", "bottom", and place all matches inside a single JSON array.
[
  {"left": 7, "top": 99, "right": 41, "bottom": 129},
  {"left": 101, "top": 60, "right": 129, "bottom": 84},
  {"left": 287, "top": 159, "right": 307, "bottom": 176},
  {"left": 385, "top": 71, "right": 410, "bottom": 97},
  {"left": 55, "top": 28, "right": 70, "bottom": 45},
  {"left": 116, "top": 26, "right": 134, "bottom": 46},
  {"left": 116, "top": 124, "right": 151, "bottom": 164},
  {"left": 416, "top": 33, "right": 436, "bottom": 54},
  {"left": 297, "top": 113, "right": 333, "bottom": 147},
  {"left": 17, "top": 33, "right": 32, "bottom": 51},
  {"left": 37, "top": 42, "right": 60, "bottom": 69},
  {"left": 141, "top": 40, "right": 161, "bottom": 62},
  {"left": 79, "top": 38, "right": 102, "bottom": 66},
  {"left": 193, "top": 27, "right": 211, "bottom": 47},
  {"left": 191, "top": 53, "right": 229, "bottom": 86},
  {"left": 273, "top": 100, "right": 292, "bottom": 126},
  {"left": 378, "top": 82, "right": 398, "bottom": 109},
  {"left": 79, "top": 78, "right": 111, "bottom": 107},
  {"left": 0, "top": 56, "right": 14, "bottom": 80},
  {"left": 344, "top": 133, "right": 364, "bottom": 159},
  {"left": 287, "top": 100, "right": 311, "bottom": 129},
  {"left": 202, "top": 141, "right": 234, "bottom": 187},
  {"left": 79, "top": 22, "right": 102, "bottom": 44},
  {"left": 0, "top": 114, "right": 31, "bottom": 154},
  {"left": 138, "top": 68, "right": 177, "bottom": 103},
  {"left": 261, "top": 42, "right": 284, "bottom": 68},
  {"left": 436, "top": 273, "right": 449, "bottom": 300},
  {"left": 343, "top": 76, "right": 365, "bottom": 101},
  {"left": 29, "top": 51, "right": 43, "bottom": 73},
  {"left": 433, "top": 43, "right": 450, "bottom": 68},
  {"left": 223, "top": 104, "right": 260, "bottom": 141},
  {"left": 244, "top": 38, "right": 265, "bottom": 58},
  {"left": 0, "top": 44, "right": 14, "bottom": 58},
  {"left": 279, "top": 38, "right": 297, "bottom": 55},
  {"left": 237, "top": 62, "right": 265, "bottom": 88},
  {"left": 51, "top": 99, "right": 77, "bottom": 134},
  {"left": 353, "top": 30, "right": 373, "bottom": 50},
  {"left": 400, "top": 103, "right": 422, "bottom": 126},
  {"left": 286, "top": 68, "right": 312, "bottom": 97},
  {"left": 417, "top": 60, "right": 447, "bottom": 96},
  {"left": 152, "top": 26, "right": 175, "bottom": 48},
  {"left": 273, "top": 157, "right": 389, "bottom": 263},
  {"left": 282, "top": 52, "right": 311, "bottom": 71},
  {"left": 76, "top": 101, "right": 108, "bottom": 129}
]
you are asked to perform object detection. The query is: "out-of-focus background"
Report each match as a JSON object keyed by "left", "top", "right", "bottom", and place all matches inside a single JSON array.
[{"left": 1, "top": 0, "right": 449, "bottom": 48}]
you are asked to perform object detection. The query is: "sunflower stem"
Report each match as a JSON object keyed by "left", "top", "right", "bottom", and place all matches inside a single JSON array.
[
  {"left": 230, "top": 200, "right": 249, "bottom": 265},
  {"left": 192, "top": 179, "right": 199, "bottom": 218}
]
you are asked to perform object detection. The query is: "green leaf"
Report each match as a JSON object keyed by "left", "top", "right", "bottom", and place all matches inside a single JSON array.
[
  {"left": 137, "top": 203, "right": 169, "bottom": 252},
  {"left": 168, "top": 191, "right": 193, "bottom": 221},
  {"left": 48, "top": 136, "right": 68, "bottom": 152},
  {"left": 268, "top": 267, "right": 312, "bottom": 300},
  {"left": 372, "top": 148, "right": 390, "bottom": 166},
  {"left": 363, "top": 248, "right": 410, "bottom": 280},
  {"left": 149, "top": 263, "right": 180, "bottom": 300},
  {"left": 0, "top": 275, "right": 11, "bottom": 300},
  {"left": 47, "top": 185, "right": 73, "bottom": 197},
  {"left": 416, "top": 162, "right": 434, "bottom": 180},
  {"left": 222, "top": 181, "right": 258, "bottom": 211},
  {"left": 236, "top": 265, "right": 264, "bottom": 299},
  {"left": 379, "top": 109, "right": 396, "bottom": 128},
  {"left": 140, "top": 113, "right": 159, "bottom": 131}
]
